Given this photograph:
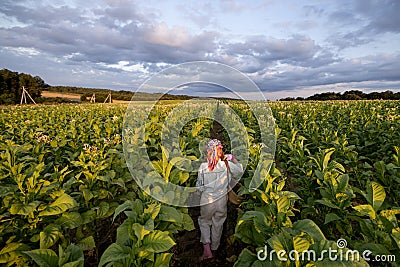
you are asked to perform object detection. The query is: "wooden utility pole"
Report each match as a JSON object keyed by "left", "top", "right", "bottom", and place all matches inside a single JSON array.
[
  {"left": 90, "top": 93, "right": 96, "bottom": 103},
  {"left": 104, "top": 92, "right": 112, "bottom": 103},
  {"left": 20, "top": 86, "right": 37, "bottom": 104}
]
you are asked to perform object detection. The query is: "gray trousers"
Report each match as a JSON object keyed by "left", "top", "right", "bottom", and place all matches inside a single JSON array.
[{"left": 198, "top": 195, "right": 228, "bottom": 250}]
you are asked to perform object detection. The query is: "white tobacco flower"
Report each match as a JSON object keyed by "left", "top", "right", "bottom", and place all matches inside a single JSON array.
[
  {"left": 83, "top": 144, "right": 91, "bottom": 151},
  {"left": 36, "top": 134, "right": 50, "bottom": 143}
]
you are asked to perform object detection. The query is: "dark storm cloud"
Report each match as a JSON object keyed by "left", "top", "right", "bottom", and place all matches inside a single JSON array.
[
  {"left": 354, "top": 0, "right": 400, "bottom": 34},
  {"left": 0, "top": 46, "right": 147, "bottom": 89},
  {"left": 328, "top": 10, "right": 362, "bottom": 26},
  {"left": 0, "top": 1, "right": 85, "bottom": 25},
  {"left": 0, "top": 0, "right": 219, "bottom": 66},
  {"left": 253, "top": 53, "right": 400, "bottom": 92},
  {"left": 327, "top": 0, "right": 400, "bottom": 49},
  {"left": 221, "top": 34, "right": 337, "bottom": 70}
]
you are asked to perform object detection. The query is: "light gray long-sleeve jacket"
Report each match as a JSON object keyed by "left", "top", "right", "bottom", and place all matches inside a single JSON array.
[{"left": 196, "top": 160, "right": 243, "bottom": 203}]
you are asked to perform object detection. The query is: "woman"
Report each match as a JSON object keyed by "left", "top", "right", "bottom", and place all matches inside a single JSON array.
[{"left": 196, "top": 139, "right": 243, "bottom": 261}]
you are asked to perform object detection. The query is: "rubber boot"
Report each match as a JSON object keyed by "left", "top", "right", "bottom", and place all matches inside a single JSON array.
[{"left": 200, "top": 243, "right": 213, "bottom": 261}]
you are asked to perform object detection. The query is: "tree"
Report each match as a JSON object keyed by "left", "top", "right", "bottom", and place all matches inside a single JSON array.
[
  {"left": 342, "top": 90, "right": 365, "bottom": 99},
  {"left": 343, "top": 93, "right": 362, "bottom": 100},
  {"left": 307, "top": 92, "right": 340, "bottom": 100},
  {"left": 0, "top": 69, "right": 48, "bottom": 104}
]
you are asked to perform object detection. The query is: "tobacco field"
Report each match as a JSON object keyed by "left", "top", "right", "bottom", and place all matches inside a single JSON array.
[{"left": 0, "top": 100, "right": 399, "bottom": 266}]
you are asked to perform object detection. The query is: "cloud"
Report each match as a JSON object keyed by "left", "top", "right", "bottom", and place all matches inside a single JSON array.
[
  {"left": 179, "top": 2, "right": 218, "bottom": 28},
  {"left": 0, "top": 46, "right": 147, "bottom": 89},
  {"left": 252, "top": 53, "right": 400, "bottom": 93},
  {"left": 326, "top": 0, "right": 400, "bottom": 49},
  {"left": 144, "top": 23, "right": 219, "bottom": 54},
  {"left": 98, "top": 61, "right": 149, "bottom": 73},
  {"left": 0, "top": 0, "right": 222, "bottom": 66},
  {"left": 220, "top": 34, "right": 334, "bottom": 70},
  {"left": 295, "top": 20, "right": 318, "bottom": 30},
  {"left": 219, "top": 0, "right": 247, "bottom": 13},
  {"left": 354, "top": 0, "right": 400, "bottom": 34},
  {"left": 303, "top": 5, "right": 325, "bottom": 17},
  {"left": 264, "top": 35, "right": 320, "bottom": 61}
]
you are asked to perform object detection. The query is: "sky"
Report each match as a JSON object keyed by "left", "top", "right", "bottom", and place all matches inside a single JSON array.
[{"left": 0, "top": 0, "right": 399, "bottom": 100}]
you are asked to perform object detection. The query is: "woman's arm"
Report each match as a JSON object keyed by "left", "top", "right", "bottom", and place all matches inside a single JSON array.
[{"left": 228, "top": 159, "right": 244, "bottom": 178}]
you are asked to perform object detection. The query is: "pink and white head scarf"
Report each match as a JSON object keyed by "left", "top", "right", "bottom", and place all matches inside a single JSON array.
[{"left": 206, "top": 139, "right": 223, "bottom": 171}]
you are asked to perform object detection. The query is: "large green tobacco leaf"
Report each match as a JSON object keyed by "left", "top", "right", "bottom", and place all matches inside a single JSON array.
[
  {"left": 357, "top": 242, "right": 391, "bottom": 256},
  {"left": 40, "top": 224, "right": 60, "bottom": 249},
  {"left": 141, "top": 231, "right": 175, "bottom": 253},
  {"left": 55, "top": 212, "right": 83, "bottom": 229},
  {"left": 10, "top": 200, "right": 41, "bottom": 215},
  {"left": 323, "top": 148, "right": 335, "bottom": 171},
  {"left": 276, "top": 195, "right": 290, "bottom": 213},
  {"left": 113, "top": 200, "right": 134, "bottom": 222},
  {"left": 324, "top": 213, "right": 341, "bottom": 224},
  {"left": 153, "top": 253, "right": 173, "bottom": 267},
  {"left": 366, "top": 182, "right": 386, "bottom": 211},
  {"left": 158, "top": 205, "right": 182, "bottom": 223},
  {"left": 353, "top": 204, "right": 376, "bottom": 220},
  {"left": 315, "top": 199, "right": 340, "bottom": 209},
  {"left": 76, "top": 236, "right": 95, "bottom": 251},
  {"left": 292, "top": 219, "right": 326, "bottom": 241},
  {"left": 39, "top": 193, "right": 77, "bottom": 216},
  {"left": 392, "top": 227, "right": 400, "bottom": 250},
  {"left": 132, "top": 223, "right": 150, "bottom": 242},
  {"left": 182, "top": 213, "right": 195, "bottom": 231},
  {"left": 234, "top": 248, "right": 259, "bottom": 267},
  {"left": 0, "top": 243, "right": 30, "bottom": 264},
  {"left": 235, "top": 211, "right": 269, "bottom": 246},
  {"left": 98, "top": 243, "right": 131, "bottom": 267},
  {"left": 234, "top": 248, "right": 281, "bottom": 267},
  {"left": 58, "top": 244, "right": 84, "bottom": 267},
  {"left": 115, "top": 220, "right": 131, "bottom": 247},
  {"left": 24, "top": 249, "right": 58, "bottom": 267},
  {"left": 267, "top": 230, "right": 311, "bottom": 258},
  {"left": 144, "top": 202, "right": 161, "bottom": 220},
  {"left": 96, "top": 202, "right": 110, "bottom": 218}
]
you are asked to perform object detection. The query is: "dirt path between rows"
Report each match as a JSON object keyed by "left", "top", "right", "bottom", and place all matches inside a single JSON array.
[{"left": 171, "top": 104, "right": 245, "bottom": 266}]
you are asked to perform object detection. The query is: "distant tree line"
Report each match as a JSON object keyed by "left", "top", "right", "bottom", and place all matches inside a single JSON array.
[
  {"left": 279, "top": 90, "right": 400, "bottom": 101},
  {"left": 0, "top": 69, "right": 48, "bottom": 104}
]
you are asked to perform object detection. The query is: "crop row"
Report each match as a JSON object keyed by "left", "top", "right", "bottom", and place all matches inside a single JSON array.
[{"left": 0, "top": 100, "right": 399, "bottom": 266}]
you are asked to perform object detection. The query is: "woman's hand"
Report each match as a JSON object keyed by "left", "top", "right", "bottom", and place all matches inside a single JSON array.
[
  {"left": 225, "top": 154, "right": 234, "bottom": 161},
  {"left": 225, "top": 154, "right": 239, "bottom": 163}
]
